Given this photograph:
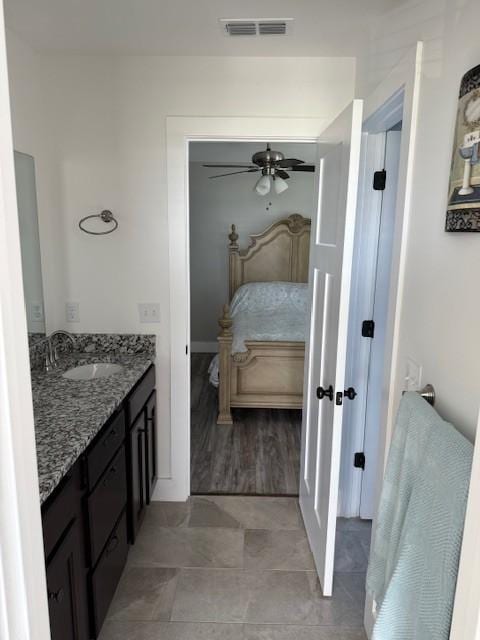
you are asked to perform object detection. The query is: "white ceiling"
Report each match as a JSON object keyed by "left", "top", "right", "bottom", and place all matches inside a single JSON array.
[{"left": 4, "top": 0, "right": 406, "bottom": 57}]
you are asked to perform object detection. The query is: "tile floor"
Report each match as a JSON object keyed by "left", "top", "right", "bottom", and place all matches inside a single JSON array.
[{"left": 100, "top": 497, "right": 370, "bottom": 640}]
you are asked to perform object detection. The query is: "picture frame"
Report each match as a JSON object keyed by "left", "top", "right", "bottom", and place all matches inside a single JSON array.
[{"left": 446, "top": 64, "right": 480, "bottom": 232}]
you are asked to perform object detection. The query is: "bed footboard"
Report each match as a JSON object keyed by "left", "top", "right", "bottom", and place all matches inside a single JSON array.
[
  {"left": 217, "top": 302, "right": 304, "bottom": 424},
  {"left": 229, "top": 341, "right": 304, "bottom": 410}
]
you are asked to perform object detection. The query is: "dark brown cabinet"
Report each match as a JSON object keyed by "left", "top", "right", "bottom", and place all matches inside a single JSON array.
[
  {"left": 126, "top": 364, "right": 156, "bottom": 543},
  {"left": 145, "top": 391, "right": 156, "bottom": 504},
  {"left": 42, "top": 365, "right": 156, "bottom": 639},
  {"left": 45, "top": 518, "right": 89, "bottom": 640},
  {"left": 87, "top": 444, "right": 127, "bottom": 566},
  {"left": 90, "top": 511, "right": 128, "bottom": 635},
  {"left": 128, "top": 411, "right": 148, "bottom": 542}
]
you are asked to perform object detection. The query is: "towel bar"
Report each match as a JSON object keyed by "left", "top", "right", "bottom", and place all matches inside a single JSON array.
[{"left": 403, "top": 383, "right": 436, "bottom": 406}]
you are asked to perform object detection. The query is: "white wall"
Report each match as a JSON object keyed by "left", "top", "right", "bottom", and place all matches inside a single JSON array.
[
  {"left": 357, "top": 0, "right": 480, "bottom": 440},
  {"left": 189, "top": 141, "right": 316, "bottom": 347},
  {"left": 5, "top": 36, "right": 356, "bottom": 484},
  {"left": 6, "top": 32, "right": 66, "bottom": 333}
]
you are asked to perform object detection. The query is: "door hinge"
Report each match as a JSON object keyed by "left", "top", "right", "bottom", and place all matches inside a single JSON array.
[
  {"left": 373, "top": 169, "right": 386, "bottom": 191},
  {"left": 354, "top": 452, "right": 365, "bottom": 470},
  {"left": 362, "top": 320, "right": 375, "bottom": 338},
  {"left": 186, "top": 345, "right": 188, "bottom": 355}
]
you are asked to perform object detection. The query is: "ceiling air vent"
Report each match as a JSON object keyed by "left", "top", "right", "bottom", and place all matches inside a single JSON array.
[
  {"left": 258, "top": 21, "right": 287, "bottom": 35},
  {"left": 220, "top": 19, "right": 293, "bottom": 37},
  {"left": 225, "top": 22, "right": 257, "bottom": 36}
]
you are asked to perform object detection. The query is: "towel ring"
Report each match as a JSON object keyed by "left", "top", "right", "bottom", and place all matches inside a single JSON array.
[{"left": 79, "top": 210, "right": 118, "bottom": 235}]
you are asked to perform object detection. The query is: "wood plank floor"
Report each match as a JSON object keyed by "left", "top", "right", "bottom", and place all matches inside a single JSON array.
[{"left": 190, "top": 354, "right": 302, "bottom": 496}]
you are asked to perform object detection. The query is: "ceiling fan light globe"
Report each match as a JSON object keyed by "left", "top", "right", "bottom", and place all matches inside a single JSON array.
[
  {"left": 254, "top": 175, "right": 271, "bottom": 196},
  {"left": 273, "top": 176, "right": 288, "bottom": 194}
]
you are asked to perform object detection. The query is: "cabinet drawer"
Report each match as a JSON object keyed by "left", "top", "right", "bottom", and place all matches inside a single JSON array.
[
  {"left": 87, "top": 409, "right": 125, "bottom": 490},
  {"left": 88, "top": 445, "right": 127, "bottom": 566},
  {"left": 91, "top": 510, "right": 128, "bottom": 638},
  {"left": 127, "top": 365, "right": 155, "bottom": 425},
  {"left": 42, "top": 460, "right": 84, "bottom": 561}
]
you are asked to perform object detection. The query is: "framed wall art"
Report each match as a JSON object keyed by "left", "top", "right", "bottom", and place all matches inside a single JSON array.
[{"left": 446, "top": 64, "right": 480, "bottom": 232}]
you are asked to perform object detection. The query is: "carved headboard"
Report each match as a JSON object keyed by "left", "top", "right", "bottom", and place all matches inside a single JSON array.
[{"left": 228, "top": 214, "right": 311, "bottom": 300}]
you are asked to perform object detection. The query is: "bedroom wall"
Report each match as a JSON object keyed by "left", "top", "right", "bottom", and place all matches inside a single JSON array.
[
  {"left": 356, "top": 0, "right": 480, "bottom": 440},
  {"left": 5, "top": 31, "right": 356, "bottom": 483},
  {"left": 189, "top": 142, "right": 316, "bottom": 350}
]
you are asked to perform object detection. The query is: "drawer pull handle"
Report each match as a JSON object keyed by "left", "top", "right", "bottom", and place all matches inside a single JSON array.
[
  {"left": 48, "top": 588, "right": 64, "bottom": 603},
  {"left": 103, "top": 429, "right": 118, "bottom": 446},
  {"left": 103, "top": 466, "right": 117, "bottom": 486},
  {"left": 106, "top": 535, "right": 119, "bottom": 556}
]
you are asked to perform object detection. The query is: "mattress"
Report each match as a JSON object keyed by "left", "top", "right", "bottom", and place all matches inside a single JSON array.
[
  {"left": 209, "top": 281, "right": 308, "bottom": 387},
  {"left": 230, "top": 281, "right": 308, "bottom": 353}
]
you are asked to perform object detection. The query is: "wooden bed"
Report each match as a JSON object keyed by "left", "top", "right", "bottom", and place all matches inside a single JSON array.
[{"left": 217, "top": 214, "right": 311, "bottom": 424}]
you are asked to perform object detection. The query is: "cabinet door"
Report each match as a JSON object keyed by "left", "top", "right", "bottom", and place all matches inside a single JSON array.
[
  {"left": 88, "top": 445, "right": 127, "bottom": 566},
  {"left": 145, "top": 391, "right": 157, "bottom": 504},
  {"left": 90, "top": 511, "right": 128, "bottom": 638},
  {"left": 46, "top": 519, "right": 89, "bottom": 640},
  {"left": 128, "top": 411, "right": 147, "bottom": 543}
]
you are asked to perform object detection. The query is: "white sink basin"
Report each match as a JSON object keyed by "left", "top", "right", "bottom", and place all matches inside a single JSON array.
[{"left": 62, "top": 363, "right": 124, "bottom": 380}]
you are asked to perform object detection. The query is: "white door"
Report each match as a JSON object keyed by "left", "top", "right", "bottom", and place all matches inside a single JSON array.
[{"left": 300, "top": 100, "right": 363, "bottom": 596}]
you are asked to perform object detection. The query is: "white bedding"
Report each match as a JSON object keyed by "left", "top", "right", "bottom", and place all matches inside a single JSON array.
[
  {"left": 209, "top": 281, "right": 308, "bottom": 387},
  {"left": 230, "top": 281, "right": 309, "bottom": 352}
]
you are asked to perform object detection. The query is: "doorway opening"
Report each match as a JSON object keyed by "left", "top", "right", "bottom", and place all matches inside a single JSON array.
[{"left": 188, "top": 140, "right": 317, "bottom": 496}]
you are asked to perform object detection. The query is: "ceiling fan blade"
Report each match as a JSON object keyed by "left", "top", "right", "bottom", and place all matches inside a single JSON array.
[
  {"left": 209, "top": 169, "right": 260, "bottom": 178},
  {"left": 202, "top": 163, "right": 257, "bottom": 168},
  {"left": 276, "top": 158, "right": 305, "bottom": 167},
  {"left": 275, "top": 170, "right": 290, "bottom": 179},
  {"left": 290, "top": 164, "right": 315, "bottom": 172}
]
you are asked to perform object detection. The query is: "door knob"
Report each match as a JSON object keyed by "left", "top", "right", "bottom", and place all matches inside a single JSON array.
[
  {"left": 316, "top": 385, "right": 334, "bottom": 401},
  {"left": 344, "top": 387, "right": 357, "bottom": 400}
]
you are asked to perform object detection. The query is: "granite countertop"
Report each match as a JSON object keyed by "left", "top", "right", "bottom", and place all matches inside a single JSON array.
[{"left": 32, "top": 353, "right": 153, "bottom": 505}]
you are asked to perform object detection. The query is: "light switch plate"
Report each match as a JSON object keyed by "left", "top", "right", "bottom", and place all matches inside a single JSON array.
[
  {"left": 30, "top": 302, "right": 44, "bottom": 322},
  {"left": 405, "top": 357, "right": 422, "bottom": 391},
  {"left": 66, "top": 302, "right": 80, "bottom": 323},
  {"left": 138, "top": 303, "right": 161, "bottom": 323}
]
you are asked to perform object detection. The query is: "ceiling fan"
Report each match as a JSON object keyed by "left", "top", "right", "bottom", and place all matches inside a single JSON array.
[{"left": 202, "top": 144, "right": 315, "bottom": 196}]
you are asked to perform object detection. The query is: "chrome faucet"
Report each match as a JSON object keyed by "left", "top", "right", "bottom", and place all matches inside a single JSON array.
[{"left": 45, "top": 330, "right": 76, "bottom": 371}]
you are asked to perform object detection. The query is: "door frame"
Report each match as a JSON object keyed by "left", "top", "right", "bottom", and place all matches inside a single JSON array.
[
  {"left": 340, "top": 103, "right": 404, "bottom": 519},
  {"left": 161, "top": 116, "right": 329, "bottom": 502},
  {"left": 361, "top": 43, "right": 424, "bottom": 635},
  {"left": 0, "top": 5, "right": 51, "bottom": 639}
]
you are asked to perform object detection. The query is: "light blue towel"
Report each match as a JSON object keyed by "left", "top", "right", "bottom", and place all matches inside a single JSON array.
[{"left": 366, "top": 392, "right": 473, "bottom": 640}]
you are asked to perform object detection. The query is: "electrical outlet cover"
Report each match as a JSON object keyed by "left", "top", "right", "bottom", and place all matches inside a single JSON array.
[
  {"left": 30, "top": 302, "right": 44, "bottom": 322},
  {"left": 66, "top": 302, "right": 80, "bottom": 323},
  {"left": 138, "top": 303, "right": 161, "bottom": 323}
]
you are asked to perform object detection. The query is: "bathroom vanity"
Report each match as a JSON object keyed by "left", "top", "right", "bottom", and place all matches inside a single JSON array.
[
  {"left": 14, "top": 149, "right": 159, "bottom": 639},
  {"left": 38, "top": 359, "right": 156, "bottom": 640}
]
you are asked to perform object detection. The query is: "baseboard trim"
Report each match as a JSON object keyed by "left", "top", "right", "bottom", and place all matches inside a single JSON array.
[
  {"left": 191, "top": 341, "right": 218, "bottom": 353},
  {"left": 151, "top": 477, "right": 189, "bottom": 502}
]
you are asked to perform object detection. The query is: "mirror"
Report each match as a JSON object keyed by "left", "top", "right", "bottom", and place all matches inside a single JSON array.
[{"left": 14, "top": 151, "right": 46, "bottom": 345}]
